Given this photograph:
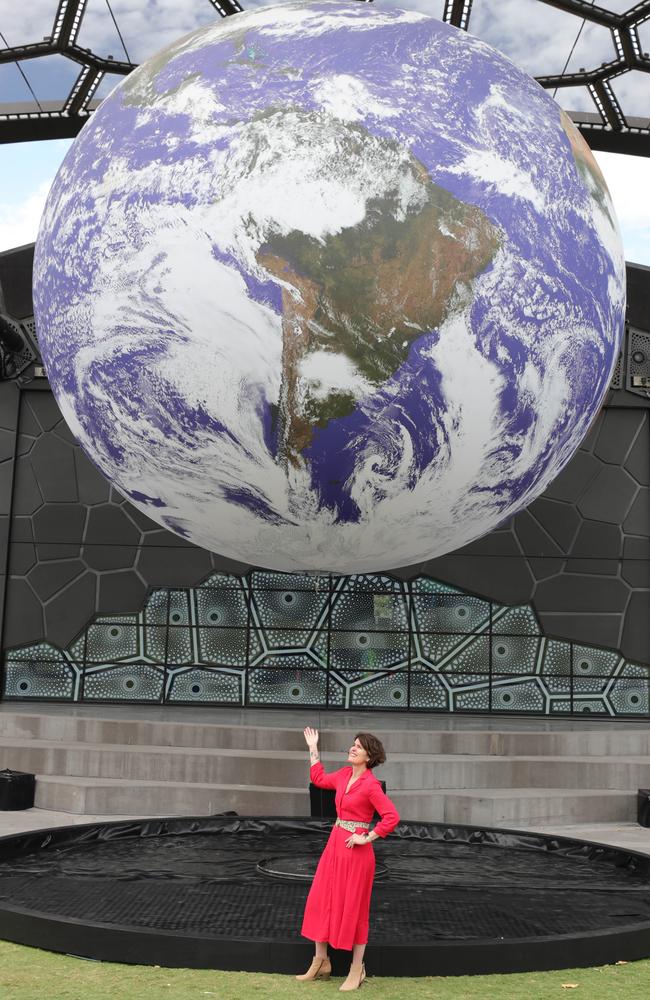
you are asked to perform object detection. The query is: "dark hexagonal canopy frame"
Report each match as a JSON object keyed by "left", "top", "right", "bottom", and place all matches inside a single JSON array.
[{"left": 0, "top": 0, "right": 649, "bottom": 154}]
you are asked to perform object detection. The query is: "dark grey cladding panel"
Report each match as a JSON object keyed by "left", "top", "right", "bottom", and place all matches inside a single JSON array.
[
  {"left": 0, "top": 244, "right": 33, "bottom": 320},
  {"left": 17, "top": 434, "right": 35, "bottom": 458},
  {"left": 528, "top": 558, "right": 565, "bottom": 581},
  {"left": 623, "top": 490, "right": 650, "bottom": 536},
  {"left": 29, "top": 560, "right": 86, "bottom": 602},
  {"left": 137, "top": 532, "right": 213, "bottom": 587},
  {"left": 8, "top": 539, "right": 36, "bottom": 576},
  {"left": 74, "top": 451, "right": 111, "bottom": 505},
  {"left": 441, "top": 527, "right": 521, "bottom": 557},
  {"left": 86, "top": 505, "right": 140, "bottom": 546},
  {"left": 30, "top": 434, "right": 78, "bottom": 503},
  {"left": 33, "top": 504, "right": 86, "bottom": 560},
  {"left": 571, "top": 521, "right": 623, "bottom": 558},
  {"left": 0, "top": 429, "right": 16, "bottom": 463},
  {"left": 564, "top": 557, "right": 619, "bottom": 576},
  {"left": 514, "top": 510, "right": 563, "bottom": 558},
  {"left": 19, "top": 399, "right": 41, "bottom": 437},
  {"left": 525, "top": 498, "right": 581, "bottom": 551},
  {"left": 621, "top": 593, "right": 650, "bottom": 665},
  {"left": 580, "top": 416, "right": 603, "bottom": 452},
  {"left": 625, "top": 422, "right": 650, "bottom": 486},
  {"left": 3, "top": 578, "right": 44, "bottom": 648},
  {"left": 594, "top": 409, "right": 645, "bottom": 465},
  {"left": 576, "top": 466, "right": 638, "bottom": 523},
  {"left": 27, "top": 392, "right": 65, "bottom": 432},
  {"left": 44, "top": 572, "right": 97, "bottom": 648},
  {"left": 565, "top": 520, "right": 623, "bottom": 575},
  {"left": 12, "top": 455, "right": 42, "bottom": 516},
  {"left": 10, "top": 516, "right": 33, "bottom": 544},
  {"left": 85, "top": 541, "right": 140, "bottom": 572},
  {"left": 538, "top": 612, "right": 622, "bottom": 650},
  {"left": 424, "top": 532, "right": 535, "bottom": 605},
  {"left": 535, "top": 575, "right": 629, "bottom": 613},
  {"left": 0, "top": 383, "right": 19, "bottom": 431},
  {"left": 98, "top": 571, "right": 147, "bottom": 615},
  {"left": 621, "top": 559, "right": 650, "bottom": 588},
  {"left": 52, "top": 420, "right": 78, "bottom": 446},
  {"left": 542, "top": 450, "right": 601, "bottom": 503},
  {"left": 0, "top": 459, "right": 13, "bottom": 517},
  {"left": 624, "top": 535, "right": 650, "bottom": 561},
  {"left": 84, "top": 507, "right": 141, "bottom": 571},
  {"left": 626, "top": 262, "right": 650, "bottom": 332}
]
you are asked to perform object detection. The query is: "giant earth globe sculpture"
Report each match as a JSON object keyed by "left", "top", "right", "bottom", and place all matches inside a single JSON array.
[{"left": 33, "top": 0, "right": 625, "bottom": 574}]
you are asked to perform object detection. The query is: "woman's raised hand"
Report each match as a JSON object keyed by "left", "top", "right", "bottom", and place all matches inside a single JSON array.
[{"left": 303, "top": 726, "right": 319, "bottom": 749}]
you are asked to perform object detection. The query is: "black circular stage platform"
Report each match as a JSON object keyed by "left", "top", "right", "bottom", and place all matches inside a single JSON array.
[{"left": 1, "top": 815, "right": 650, "bottom": 976}]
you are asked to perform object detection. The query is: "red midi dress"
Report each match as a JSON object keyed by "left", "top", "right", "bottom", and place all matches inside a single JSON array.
[{"left": 301, "top": 761, "right": 400, "bottom": 950}]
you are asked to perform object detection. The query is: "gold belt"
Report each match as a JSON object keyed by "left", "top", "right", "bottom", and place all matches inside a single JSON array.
[{"left": 335, "top": 819, "right": 370, "bottom": 832}]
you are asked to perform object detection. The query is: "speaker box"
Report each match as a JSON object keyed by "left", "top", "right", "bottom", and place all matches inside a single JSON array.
[
  {"left": 309, "top": 780, "right": 386, "bottom": 819},
  {"left": 0, "top": 769, "right": 35, "bottom": 810},
  {"left": 637, "top": 788, "right": 650, "bottom": 828}
]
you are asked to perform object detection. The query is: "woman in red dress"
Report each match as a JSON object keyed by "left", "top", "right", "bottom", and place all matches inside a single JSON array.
[{"left": 297, "top": 725, "right": 400, "bottom": 991}]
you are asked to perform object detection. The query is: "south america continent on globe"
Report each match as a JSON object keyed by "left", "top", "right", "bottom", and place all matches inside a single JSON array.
[{"left": 33, "top": 0, "right": 625, "bottom": 574}]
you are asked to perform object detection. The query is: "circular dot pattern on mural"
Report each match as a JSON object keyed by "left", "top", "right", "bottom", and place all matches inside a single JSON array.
[{"left": 32, "top": 0, "right": 625, "bottom": 574}]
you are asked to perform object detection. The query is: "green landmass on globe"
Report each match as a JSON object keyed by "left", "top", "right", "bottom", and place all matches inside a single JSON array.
[{"left": 257, "top": 124, "right": 501, "bottom": 466}]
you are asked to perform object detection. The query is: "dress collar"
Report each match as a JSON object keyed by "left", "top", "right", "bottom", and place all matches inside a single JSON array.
[{"left": 346, "top": 765, "right": 370, "bottom": 784}]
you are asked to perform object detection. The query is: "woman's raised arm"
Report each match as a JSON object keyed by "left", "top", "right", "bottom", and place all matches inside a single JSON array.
[{"left": 303, "top": 726, "right": 340, "bottom": 789}]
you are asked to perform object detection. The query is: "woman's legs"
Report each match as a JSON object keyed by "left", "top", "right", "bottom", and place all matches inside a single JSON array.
[
  {"left": 295, "top": 942, "right": 331, "bottom": 981},
  {"left": 338, "top": 944, "right": 366, "bottom": 991},
  {"left": 351, "top": 943, "right": 365, "bottom": 966}
]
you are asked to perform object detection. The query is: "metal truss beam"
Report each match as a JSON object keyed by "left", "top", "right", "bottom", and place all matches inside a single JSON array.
[
  {"left": 51, "top": 0, "right": 89, "bottom": 49},
  {"left": 539, "top": 1, "right": 622, "bottom": 29},
  {"left": 208, "top": 0, "right": 244, "bottom": 14},
  {"left": 442, "top": 0, "right": 474, "bottom": 32}
]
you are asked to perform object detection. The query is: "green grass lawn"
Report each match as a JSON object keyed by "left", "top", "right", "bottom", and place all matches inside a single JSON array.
[{"left": 1, "top": 941, "right": 650, "bottom": 1000}]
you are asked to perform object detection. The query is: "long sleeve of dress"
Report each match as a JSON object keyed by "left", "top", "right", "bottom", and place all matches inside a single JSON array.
[
  {"left": 368, "top": 780, "right": 400, "bottom": 838},
  {"left": 310, "top": 760, "right": 343, "bottom": 789}
]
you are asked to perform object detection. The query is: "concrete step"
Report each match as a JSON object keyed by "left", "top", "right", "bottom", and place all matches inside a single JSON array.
[
  {"left": 2, "top": 736, "right": 650, "bottom": 790},
  {"left": 32, "top": 774, "right": 636, "bottom": 826},
  {"left": 392, "top": 788, "right": 636, "bottom": 827},
  {"left": 3, "top": 711, "right": 650, "bottom": 757},
  {"left": 34, "top": 775, "right": 309, "bottom": 817}
]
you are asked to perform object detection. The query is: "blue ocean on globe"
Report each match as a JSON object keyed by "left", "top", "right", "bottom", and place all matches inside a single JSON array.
[{"left": 33, "top": 0, "right": 625, "bottom": 574}]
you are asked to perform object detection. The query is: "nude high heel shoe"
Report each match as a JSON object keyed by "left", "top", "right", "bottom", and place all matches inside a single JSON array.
[
  {"left": 339, "top": 962, "right": 366, "bottom": 991},
  {"left": 295, "top": 956, "right": 332, "bottom": 981}
]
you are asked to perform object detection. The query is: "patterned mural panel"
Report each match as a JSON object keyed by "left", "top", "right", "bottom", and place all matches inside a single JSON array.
[{"left": 3, "top": 569, "right": 649, "bottom": 718}]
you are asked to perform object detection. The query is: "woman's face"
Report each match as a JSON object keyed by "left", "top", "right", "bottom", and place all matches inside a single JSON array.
[{"left": 347, "top": 737, "right": 370, "bottom": 766}]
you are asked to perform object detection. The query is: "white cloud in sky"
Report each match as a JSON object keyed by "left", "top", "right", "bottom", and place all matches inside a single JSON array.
[
  {"left": 595, "top": 151, "right": 650, "bottom": 267},
  {"left": 0, "top": 179, "right": 51, "bottom": 253},
  {"left": 0, "top": 139, "right": 72, "bottom": 254}
]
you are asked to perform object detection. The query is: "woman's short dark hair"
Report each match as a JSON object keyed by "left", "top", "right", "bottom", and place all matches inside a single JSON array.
[{"left": 355, "top": 732, "right": 386, "bottom": 769}]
